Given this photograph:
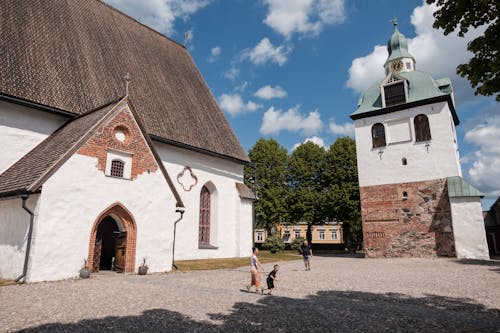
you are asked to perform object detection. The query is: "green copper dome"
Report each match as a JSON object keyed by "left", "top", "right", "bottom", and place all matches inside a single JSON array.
[{"left": 385, "top": 24, "right": 414, "bottom": 66}]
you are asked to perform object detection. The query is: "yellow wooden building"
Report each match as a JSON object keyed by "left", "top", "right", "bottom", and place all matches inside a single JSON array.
[{"left": 254, "top": 221, "right": 343, "bottom": 247}]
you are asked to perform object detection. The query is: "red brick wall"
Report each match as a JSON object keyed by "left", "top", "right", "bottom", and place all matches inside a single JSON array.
[
  {"left": 361, "top": 178, "right": 455, "bottom": 257},
  {"left": 77, "top": 106, "right": 158, "bottom": 178}
]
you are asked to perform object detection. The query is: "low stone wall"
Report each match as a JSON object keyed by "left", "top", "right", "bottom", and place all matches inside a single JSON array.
[{"left": 360, "top": 178, "right": 455, "bottom": 257}]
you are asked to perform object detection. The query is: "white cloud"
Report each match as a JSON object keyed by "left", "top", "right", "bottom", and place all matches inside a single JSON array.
[
  {"left": 104, "top": 0, "right": 211, "bottom": 35},
  {"left": 346, "top": 1, "right": 485, "bottom": 104},
  {"left": 234, "top": 81, "right": 249, "bottom": 93},
  {"left": 263, "top": 0, "right": 345, "bottom": 39},
  {"left": 207, "top": 46, "right": 221, "bottom": 62},
  {"left": 223, "top": 67, "right": 240, "bottom": 80},
  {"left": 260, "top": 106, "right": 323, "bottom": 135},
  {"left": 241, "top": 38, "right": 290, "bottom": 66},
  {"left": 464, "top": 114, "right": 500, "bottom": 197},
  {"left": 254, "top": 85, "right": 287, "bottom": 100},
  {"left": 292, "top": 136, "right": 326, "bottom": 150},
  {"left": 329, "top": 118, "right": 354, "bottom": 136},
  {"left": 219, "top": 94, "right": 262, "bottom": 116}
]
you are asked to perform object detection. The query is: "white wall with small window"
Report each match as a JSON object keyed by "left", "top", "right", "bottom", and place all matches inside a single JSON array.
[
  {"left": 105, "top": 150, "right": 132, "bottom": 179},
  {"left": 354, "top": 101, "right": 462, "bottom": 187}
]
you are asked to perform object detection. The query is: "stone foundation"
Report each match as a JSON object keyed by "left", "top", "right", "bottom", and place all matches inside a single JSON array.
[{"left": 360, "top": 178, "right": 455, "bottom": 257}]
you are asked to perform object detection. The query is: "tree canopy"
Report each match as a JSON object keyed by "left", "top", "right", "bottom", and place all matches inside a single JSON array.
[
  {"left": 245, "top": 137, "right": 361, "bottom": 246},
  {"left": 244, "top": 138, "right": 289, "bottom": 231},
  {"left": 426, "top": 0, "right": 499, "bottom": 101}
]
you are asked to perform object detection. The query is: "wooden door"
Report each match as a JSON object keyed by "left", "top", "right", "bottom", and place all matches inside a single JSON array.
[
  {"left": 114, "top": 232, "right": 127, "bottom": 272},
  {"left": 92, "top": 239, "right": 102, "bottom": 272}
]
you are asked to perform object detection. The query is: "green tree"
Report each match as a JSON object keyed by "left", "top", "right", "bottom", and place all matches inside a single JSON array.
[
  {"left": 244, "top": 138, "right": 289, "bottom": 232},
  {"left": 427, "top": 0, "right": 499, "bottom": 101},
  {"left": 323, "top": 137, "right": 361, "bottom": 249},
  {"left": 287, "top": 141, "right": 327, "bottom": 242}
]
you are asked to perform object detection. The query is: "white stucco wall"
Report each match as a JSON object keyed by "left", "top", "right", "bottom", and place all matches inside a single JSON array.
[
  {"left": 354, "top": 101, "right": 462, "bottom": 187},
  {"left": 0, "top": 100, "right": 68, "bottom": 173},
  {"left": 154, "top": 142, "right": 252, "bottom": 260},
  {"left": 239, "top": 199, "right": 254, "bottom": 257},
  {"left": 450, "top": 197, "right": 490, "bottom": 260},
  {"left": 0, "top": 194, "right": 40, "bottom": 280},
  {"left": 26, "top": 154, "right": 177, "bottom": 282}
]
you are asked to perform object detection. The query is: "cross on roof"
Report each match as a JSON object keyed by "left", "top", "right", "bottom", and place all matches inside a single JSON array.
[
  {"left": 390, "top": 18, "right": 398, "bottom": 26},
  {"left": 124, "top": 72, "right": 131, "bottom": 96}
]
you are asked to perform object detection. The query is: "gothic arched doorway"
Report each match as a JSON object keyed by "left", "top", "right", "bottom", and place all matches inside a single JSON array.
[{"left": 88, "top": 204, "right": 137, "bottom": 273}]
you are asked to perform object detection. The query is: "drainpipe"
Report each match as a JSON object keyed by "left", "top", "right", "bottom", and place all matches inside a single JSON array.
[
  {"left": 15, "top": 194, "right": 35, "bottom": 283},
  {"left": 171, "top": 208, "right": 185, "bottom": 270}
]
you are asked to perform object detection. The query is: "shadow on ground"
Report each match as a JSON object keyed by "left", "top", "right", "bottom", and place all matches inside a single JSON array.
[
  {"left": 453, "top": 259, "right": 500, "bottom": 274},
  {"left": 16, "top": 290, "right": 500, "bottom": 332}
]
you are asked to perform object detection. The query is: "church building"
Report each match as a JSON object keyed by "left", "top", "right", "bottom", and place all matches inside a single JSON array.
[
  {"left": 350, "top": 23, "right": 489, "bottom": 259},
  {"left": 0, "top": 0, "right": 254, "bottom": 283}
]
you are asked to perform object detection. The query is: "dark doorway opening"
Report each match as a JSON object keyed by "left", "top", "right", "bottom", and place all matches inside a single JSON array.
[{"left": 93, "top": 216, "right": 119, "bottom": 271}]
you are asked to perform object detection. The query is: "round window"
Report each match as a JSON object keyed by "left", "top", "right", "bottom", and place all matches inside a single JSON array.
[{"left": 114, "top": 130, "right": 126, "bottom": 142}]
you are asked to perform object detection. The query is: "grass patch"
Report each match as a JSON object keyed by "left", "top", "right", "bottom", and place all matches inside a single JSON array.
[{"left": 174, "top": 250, "right": 300, "bottom": 271}]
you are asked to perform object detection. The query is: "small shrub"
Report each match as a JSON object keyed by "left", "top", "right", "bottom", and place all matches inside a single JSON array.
[
  {"left": 291, "top": 237, "right": 305, "bottom": 252},
  {"left": 262, "top": 235, "right": 285, "bottom": 253}
]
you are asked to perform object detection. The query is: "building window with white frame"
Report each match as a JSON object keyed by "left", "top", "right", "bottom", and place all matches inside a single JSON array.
[
  {"left": 257, "top": 232, "right": 263, "bottom": 242},
  {"left": 294, "top": 230, "right": 301, "bottom": 238},
  {"left": 110, "top": 160, "right": 124, "bottom": 178},
  {"left": 319, "top": 230, "right": 325, "bottom": 240},
  {"left": 331, "top": 230, "right": 338, "bottom": 240}
]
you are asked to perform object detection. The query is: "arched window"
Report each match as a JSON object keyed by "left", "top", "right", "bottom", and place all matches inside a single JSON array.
[
  {"left": 414, "top": 114, "right": 431, "bottom": 142},
  {"left": 372, "top": 123, "right": 386, "bottom": 148},
  {"left": 110, "top": 160, "right": 124, "bottom": 178},
  {"left": 199, "top": 186, "right": 211, "bottom": 244}
]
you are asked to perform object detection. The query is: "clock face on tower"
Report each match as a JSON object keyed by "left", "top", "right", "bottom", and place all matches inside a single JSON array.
[{"left": 391, "top": 60, "right": 403, "bottom": 72}]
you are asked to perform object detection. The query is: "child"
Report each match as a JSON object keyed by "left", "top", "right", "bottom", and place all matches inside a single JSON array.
[{"left": 263, "top": 264, "right": 280, "bottom": 295}]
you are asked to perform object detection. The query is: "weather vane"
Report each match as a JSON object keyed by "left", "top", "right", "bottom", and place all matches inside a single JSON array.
[{"left": 124, "top": 72, "right": 131, "bottom": 96}]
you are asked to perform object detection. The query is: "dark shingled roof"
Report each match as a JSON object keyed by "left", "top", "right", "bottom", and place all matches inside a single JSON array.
[
  {"left": 235, "top": 183, "right": 257, "bottom": 200},
  {"left": 0, "top": 0, "right": 249, "bottom": 163}
]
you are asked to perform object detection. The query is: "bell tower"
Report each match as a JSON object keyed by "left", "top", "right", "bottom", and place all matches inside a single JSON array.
[
  {"left": 384, "top": 20, "right": 416, "bottom": 75},
  {"left": 350, "top": 23, "right": 489, "bottom": 259}
]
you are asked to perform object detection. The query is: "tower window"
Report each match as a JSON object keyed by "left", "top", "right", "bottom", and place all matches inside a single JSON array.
[
  {"left": 384, "top": 81, "right": 406, "bottom": 107},
  {"left": 402, "top": 191, "right": 408, "bottom": 200},
  {"left": 402, "top": 157, "right": 407, "bottom": 165},
  {"left": 414, "top": 114, "right": 431, "bottom": 142},
  {"left": 372, "top": 123, "right": 386, "bottom": 148},
  {"left": 110, "top": 160, "right": 124, "bottom": 178},
  {"left": 406, "top": 62, "right": 411, "bottom": 70}
]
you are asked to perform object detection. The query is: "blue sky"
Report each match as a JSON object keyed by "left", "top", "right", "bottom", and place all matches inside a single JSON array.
[{"left": 105, "top": 0, "right": 499, "bottom": 209}]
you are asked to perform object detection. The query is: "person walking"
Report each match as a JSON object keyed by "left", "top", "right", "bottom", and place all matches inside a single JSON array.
[
  {"left": 247, "top": 247, "right": 264, "bottom": 293},
  {"left": 301, "top": 240, "right": 313, "bottom": 271}
]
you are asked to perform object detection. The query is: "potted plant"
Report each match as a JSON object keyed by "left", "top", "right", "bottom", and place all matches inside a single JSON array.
[
  {"left": 79, "top": 258, "right": 91, "bottom": 279},
  {"left": 138, "top": 257, "right": 148, "bottom": 275}
]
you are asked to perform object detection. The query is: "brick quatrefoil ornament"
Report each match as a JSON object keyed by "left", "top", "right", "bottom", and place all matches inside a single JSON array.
[{"left": 177, "top": 166, "right": 198, "bottom": 192}]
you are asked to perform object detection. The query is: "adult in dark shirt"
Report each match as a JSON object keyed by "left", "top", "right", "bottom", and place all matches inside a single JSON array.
[{"left": 300, "top": 240, "right": 313, "bottom": 271}]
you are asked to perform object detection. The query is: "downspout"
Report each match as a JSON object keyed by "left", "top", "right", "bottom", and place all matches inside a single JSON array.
[
  {"left": 171, "top": 208, "right": 185, "bottom": 270},
  {"left": 15, "top": 194, "right": 35, "bottom": 283}
]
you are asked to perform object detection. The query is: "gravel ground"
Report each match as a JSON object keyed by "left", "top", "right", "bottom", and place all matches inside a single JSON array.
[{"left": 1, "top": 256, "right": 499, "bottom": 332}]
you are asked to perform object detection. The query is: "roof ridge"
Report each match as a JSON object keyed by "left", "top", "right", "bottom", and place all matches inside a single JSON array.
[{"left": 97, "top": 0, "right": 187, "bottom": 50}]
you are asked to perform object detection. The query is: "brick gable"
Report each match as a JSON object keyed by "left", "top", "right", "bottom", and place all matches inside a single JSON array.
[{"left": 77, "top": 106, "right": 158, "bottom": 179}]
